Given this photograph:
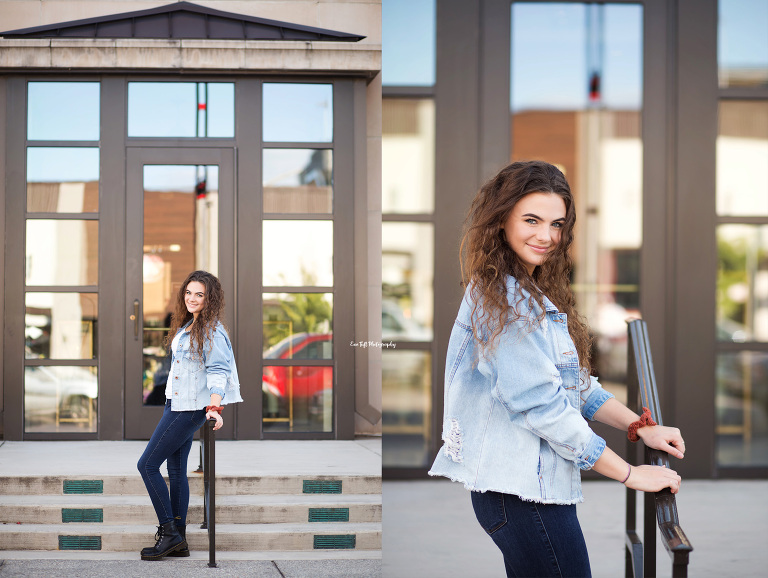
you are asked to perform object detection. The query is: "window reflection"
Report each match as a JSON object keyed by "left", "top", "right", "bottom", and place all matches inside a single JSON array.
[
  {"left": 382, "top": 0, "right": 436, "bottom": 86},
  {"left": 263, "top": 293, "right": 333, "bottom": 359},
  {"left": 717, "top": 101, "right": 768, "bottom": 216},
  {"left": 718, "top": 0, "right": 768, "bottom": 88},
  {"left": 27, "top": 148, "right": 99, "bottom": 213},
  {"left": 382, "top": 99, "right": 435, "bottom": 213},
  {"left": 27, "top": 82, "right": 100, "bottom": 141},
  {"left": 26, "top": 220, "right": 98, "bottom": 286},
  {"left": 716, "top": 351, "right": 768, "bottom": 466},
  {"left": 24, "top": 365, "right": 98, "bottom": 433},
  {"left": 262, "top": 365, "right": 333, "bottom": 433},
  {"left": 382, "top": 223, "right": 433, "bottom": 341},
  {"left": 717, "top": 225, "right": 768, "bottom": 342},
  {"left": 382, "top": 350, "right": 432, "bottom": 467},
  {"left": 128, "top": 82, "right": 234, "bottom": 137},
  {"left": 262, "top": 220, "right": 333, "bottom": 287},
  {"left": 263, "top": 149, "right": 333, "bottom": 213},
  {"left": 25, "top": 293, "right": 97, "bottom": 360},
  {"left": 263, "top": 84, "right": 333, "bottom": 143},
  {"left": 142, "top": 165, "right": 219, "bottom": 406},
  {"left": 511, "top": 2, "right": 642, "bottom": 391}
]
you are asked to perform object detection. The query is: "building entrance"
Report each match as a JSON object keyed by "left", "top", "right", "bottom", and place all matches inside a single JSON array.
[{"left": 124, "top": 148, "right": 236, "bottom": 439}]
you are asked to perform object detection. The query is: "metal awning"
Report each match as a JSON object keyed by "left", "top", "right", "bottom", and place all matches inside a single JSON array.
[{"left": 0, "top": 1, "right": 365, "bottom": 42}]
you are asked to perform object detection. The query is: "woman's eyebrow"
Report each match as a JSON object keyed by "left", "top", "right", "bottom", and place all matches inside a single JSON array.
[{"left": 521, "top": 213, "right": 566, "bottom": 222}]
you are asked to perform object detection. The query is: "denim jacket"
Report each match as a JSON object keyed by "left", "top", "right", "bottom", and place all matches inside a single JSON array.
[
  {"left": 429, "top": 276, "right": 613, "bottom": 504},
  {"left": 165, "top": 320, "right": 244, "bottom": 411}
]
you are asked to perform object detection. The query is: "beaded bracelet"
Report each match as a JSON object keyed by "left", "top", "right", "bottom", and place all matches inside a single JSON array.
[
  {"left": 627, "top": 406, "right": 657, "bottom": 442},
  {"left": 205, "top": 405, "right": 224, "bottom": 414}
]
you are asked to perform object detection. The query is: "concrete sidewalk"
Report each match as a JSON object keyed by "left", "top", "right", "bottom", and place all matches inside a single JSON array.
[{"left": 383, "top": 479, "right": 768, "bottom": 578}]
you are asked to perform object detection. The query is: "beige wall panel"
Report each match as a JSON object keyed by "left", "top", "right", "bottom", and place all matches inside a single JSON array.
[{"left": 318, "top": 2, "right": 380, "bottom": 44}]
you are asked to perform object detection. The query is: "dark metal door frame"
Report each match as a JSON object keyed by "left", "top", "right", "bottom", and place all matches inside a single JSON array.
[{"left": 124, "top": 147, "right": 236, "bottom": 440}]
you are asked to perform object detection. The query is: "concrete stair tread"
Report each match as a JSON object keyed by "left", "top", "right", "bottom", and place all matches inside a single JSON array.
[
  {"left": 0, "top": 522, "right": 381, "bottom": 536},
  {"left": 0, "top": 494, "right": 381, "bottom": 506},
  {"left": 0, "top": 549, "right": 382, "bottom": 560}
]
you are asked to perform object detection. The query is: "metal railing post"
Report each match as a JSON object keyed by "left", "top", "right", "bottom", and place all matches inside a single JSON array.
[
  {"left": 200, "top": 418, "right": 216, "bottom": 568},
  {"left": 626, "top": 320, "right": 693, "bottom": 577}
]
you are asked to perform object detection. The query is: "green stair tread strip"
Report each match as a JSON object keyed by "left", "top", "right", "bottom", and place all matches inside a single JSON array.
[
  {"left": 308, "top": 508, "right": 350, "bottom": 522},
  {"left": 313, "top": 534, "right": 356, "bottom": 549},
  {"left": 58, "top": 535, "right": 102, "bottom": 550},
  {"left": 303, "top": 480, "right": 342, "bottom": 494},
  {"left": 61, "top": 508, "right": 104, "bottom": 523},
  {"left": 62, "top": 480, "right": 103, "bottom": 494}
]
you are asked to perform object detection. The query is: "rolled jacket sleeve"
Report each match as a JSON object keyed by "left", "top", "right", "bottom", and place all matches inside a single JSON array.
[
  {"left": 204, "top": 329, "right": 231, "bottom": 400},
  {"left": 581, "top": 375, "right": 614, "bottom": 421},
  {"left": 485, "top": 321, "right": 606, "bottom": 470}
]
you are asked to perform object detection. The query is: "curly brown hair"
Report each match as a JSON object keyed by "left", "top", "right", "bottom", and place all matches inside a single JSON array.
[
  {"left": 461, "top": 160, "right": 592, "bottom": 377},
  {"left": 166, "top": 270, "right": 227, "bottom": 361}
]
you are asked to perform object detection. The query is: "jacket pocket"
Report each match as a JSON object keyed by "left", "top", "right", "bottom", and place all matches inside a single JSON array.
[{"left": 470, "top": 490, "right": 507, "bottom": 535}]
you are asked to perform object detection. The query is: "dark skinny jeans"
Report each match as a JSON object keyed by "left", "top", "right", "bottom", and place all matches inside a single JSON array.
[{"left": 138, "top": 399, "right": 207, "bottom": 526}]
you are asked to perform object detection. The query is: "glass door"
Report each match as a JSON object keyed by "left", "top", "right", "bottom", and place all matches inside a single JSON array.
[{"left": 125, "top": 148, "right": 235, "bottom": 439}]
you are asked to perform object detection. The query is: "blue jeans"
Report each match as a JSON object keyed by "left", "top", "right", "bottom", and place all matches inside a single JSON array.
[
  {"left": 471, "top": 490, "right": 592, "bottom": 578},
  {"left": 138, "top": 400, "right": 207, "bottom": 526}
]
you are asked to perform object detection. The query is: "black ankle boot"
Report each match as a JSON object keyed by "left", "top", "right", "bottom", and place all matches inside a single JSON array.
[
  {"left": 166, "top": 523, "right": 190, "bottom": 557},
  {"left": 140, "top": 521, "right": 185, "bottom": 561}
]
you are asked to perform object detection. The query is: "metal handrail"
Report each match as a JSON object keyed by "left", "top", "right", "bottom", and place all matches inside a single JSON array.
[
  {"left": 626, "top": 320, "right": 693, "bottom": 578},
  {"left": 200, "top": 418, "right": 217, "bottom": 568}
]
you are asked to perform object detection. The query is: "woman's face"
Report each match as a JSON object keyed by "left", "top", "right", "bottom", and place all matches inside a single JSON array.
[
  {"left": 184, "top": 281, "right": 206, "bottom": 318},
  {"left": 502, "top": 192, "right": 566, "bottom": 274}
]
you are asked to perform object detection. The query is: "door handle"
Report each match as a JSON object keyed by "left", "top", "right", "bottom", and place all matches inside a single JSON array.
[{"left": 130, "top": 299, "right": 140, "bottom": 340}]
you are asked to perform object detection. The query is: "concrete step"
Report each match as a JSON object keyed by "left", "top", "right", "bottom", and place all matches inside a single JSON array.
[
  {"left": 0, "top": 494, "right": 382, "bottom": 525},
  {"left": 0, "top": 474, "right": 381, "bottom": 496},
  {"left": 0, "top": 522, "right": 382, "bottom": 552}
]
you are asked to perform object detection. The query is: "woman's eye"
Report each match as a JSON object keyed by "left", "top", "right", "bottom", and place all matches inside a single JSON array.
[
  {"left": 552, "top": 222, "right": 563, "bottom": 229},
  {"left": 525, "top": 218, "right": 537, "bottom": 225}
]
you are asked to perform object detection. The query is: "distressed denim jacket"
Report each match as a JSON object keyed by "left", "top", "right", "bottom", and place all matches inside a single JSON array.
[
  {"left": 429, "top": 276, "right": 613, "bottom": 504},
  {"left": 165, "top": 320, "right": 244, "bottom": 411}
]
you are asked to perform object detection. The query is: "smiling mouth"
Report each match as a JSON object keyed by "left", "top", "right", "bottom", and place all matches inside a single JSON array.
[{"left": 528, "top": 244, "right": 550, "bottom": 253}]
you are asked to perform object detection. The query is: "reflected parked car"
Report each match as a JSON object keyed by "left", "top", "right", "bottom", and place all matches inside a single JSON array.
[
  {"left": 262, "top": 333, "right": 332, "bottom": 419},
  {"left": 24, "top": 365, "right": 98, "bottom": 428}
]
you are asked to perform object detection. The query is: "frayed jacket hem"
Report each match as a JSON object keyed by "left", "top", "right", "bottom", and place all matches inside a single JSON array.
[{"left": 427, "top": 470, "right": 584, "bottom": 505}]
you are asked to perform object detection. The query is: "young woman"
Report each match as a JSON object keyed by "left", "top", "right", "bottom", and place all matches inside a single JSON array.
[
  {"left": 138, "top": 270, "right": 243, "bottom": 561},
  {"left": 429, "top": 161, "right": 685, "bottom": 578}
]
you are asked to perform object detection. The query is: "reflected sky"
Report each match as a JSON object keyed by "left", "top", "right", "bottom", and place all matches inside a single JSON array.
[
  {"left": 128, "top": 82, "right": 234, "bottom": 138},
  {"left": 263, "top": 84, "right": 333, "bottom": 143},
  {"left": 27, "top": 148, "right": 99, "bottom": 182},
  {"left": 512, "top": 3, "right": 642, "bottom": 111},
  {"left": 382, "top": 0, "right": 436, "bottom": 86},
  {"left": 263, "top": 149, "right": 332, "bottom": 186},
  {"left": 28, "top": 82, "right": 100, "bottom": 141},
  {"left": 719, "top": 0, "right": 768, "bottom": 68},
  {"left": 262, "top": 220, "right": 333, "bottom": 287}
]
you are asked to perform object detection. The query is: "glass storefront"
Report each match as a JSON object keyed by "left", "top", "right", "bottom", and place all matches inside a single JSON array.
[{"left": 511, "top": 2, "right": 643, "bottom": 402}]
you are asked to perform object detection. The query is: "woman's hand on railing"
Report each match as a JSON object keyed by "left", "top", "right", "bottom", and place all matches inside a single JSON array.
[
  {"left": 637, "top": 425, "right": 685, "bottom": 459},
  {"left": 624, "top": 464, "right": 682, "bottom": 494}
]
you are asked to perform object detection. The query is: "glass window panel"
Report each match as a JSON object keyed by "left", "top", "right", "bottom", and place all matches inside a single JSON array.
[
  {"left": 717, "top": 101, "right": 768, "bottom": 216},
  {"left": 382, "top": 350, "right": 432, "bottom": 467},
  {"left": 717, "top": 225, "right": 768, "bottom": 342},
  {"left": 718, "top": 0, "right": 768, "bottom": 88},
  {"left": 382, "top": 223, "right": 433, "bottom": 341},
  {"left": 24, "top": 365, "right": 97, "bottom": 433},
  {"left": 27, "top": 82, "right": 100, "bottom": 141},
  {"left": 262, "top": 365, "right": 333, "bottom": 433},
  {"left": 263, "top": 293, "right": 333, "bottom": 359},
  {"left": 263, "top": 149, "right": 333, "bottom": 214},
  {"left": 27, "top": 148, "right": 99, "bottom": 213},
  {"left": 262, "top": 221, "right": 333, "bottom": 286},
  {"left": 382, "top": 0, "right": 436, "bottom": 86},
  {"left": 25, "top": 293, "right": 97, "bottom": 360},
  {"left": 26, "top": 220, "right": 98, "bottom": 286},
  {"left": 128, "top": 82, "right": 234, "bottom": 137},
  {"left": 263, "top": 84, "right": 333, "bottom": 143},
  {"left": 382, "top": 99, "right": 435, "bottom": 213},
  {"left": 142, "top": 165, "right": 219, "bottom": 405},
  {"left": 511, "top": 3, "right": 642, "bottom": 392},
  {"left": 716, "top": 351, "right": 768, "bottom": 466}
]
